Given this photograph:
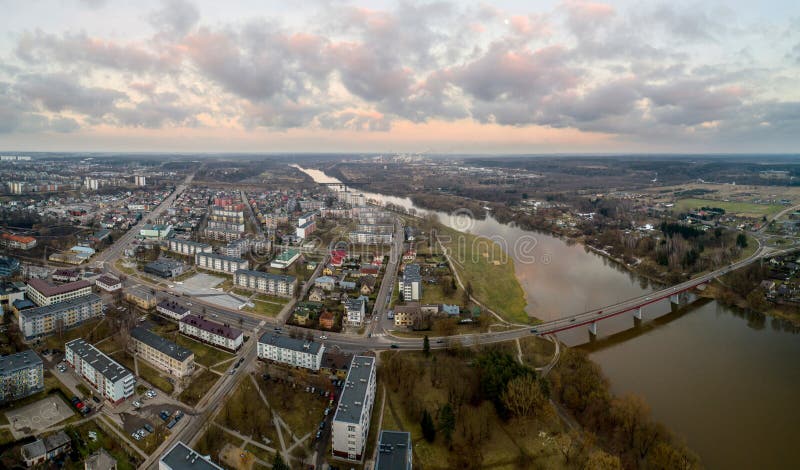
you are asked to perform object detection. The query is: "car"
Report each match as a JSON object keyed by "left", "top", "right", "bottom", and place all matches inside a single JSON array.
[
  {"left": 570, "top": 318, "right": 576, "bottom": 322},
  {"left": 212, "top": 313, "right": 218, "bottom": 318},
  {"left": 133, "top": 401, "right": 142, "bottom": 408},
  {"left": 324, "top": 408, "right": 330, "bottom": 416},
  {"left": 166, "top": 418, "right": 178, "bottom": 429},
  {"left": 146, "top": 390, "right": 157, "bottom": 398},
  {"left": 319, "top": 421, "right": 325, "bottom": 430},
  {"left": 315, "top": 430, "right": 322, "bottom": 440},
  {"left": 319, "top": 335, "right": 328, "bottom": 340},
  {"left": 436, "top": 339, "right": 444, "bottom": 343},
  {"left": 175, "top": 410, "right": 184, "bottom": 420},
  {"left": 143, "top": 424, "right": 154, "bottom": 433},
  {"left": 390, "top": 344, "right": 399, "bottom": 349},
  {"left": 310, "top": 387, "right": 315, "bottom": 393},
  {"left": 70, "top": 396, "right": 80, "bottom": 405},
  {"left": 92, "top": 396, "right": 101, "bottom": 403},
  {"left": 305, "top": 386, "right": 310, "bottom": 392},
  {"left": 76, "top": 402, "right": 84, "bottom": 409},
  {"left": 645, "top": 296, "right": 652, "bottom": 301}
]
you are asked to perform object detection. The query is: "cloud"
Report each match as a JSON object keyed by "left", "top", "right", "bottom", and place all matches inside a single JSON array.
[
  {"left": 148, "top": 0, "right": 200, "bottom": 38},
  {"left": 15, "top": 73, "right": 126, "bottom": 117}
]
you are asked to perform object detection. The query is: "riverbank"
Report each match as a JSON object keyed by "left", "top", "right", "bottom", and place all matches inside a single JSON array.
[{"left": 699, "top": 280, "right": 800, "bottom": 326}]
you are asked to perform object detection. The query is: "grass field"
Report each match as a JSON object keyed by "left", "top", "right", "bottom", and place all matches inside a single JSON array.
[
  {"left": 673, "top": 198, "right": 783, "bottom": 217},
  {"left": 244, "top": 297, "right": 287, "bottom": 317},
  {"left": 262, "top": 379, "right": 327, "bottom": 439},
  {"left": 174, "top": 335, "right": 234, "bottom": 368},
  {"left": 437, "top": 224, "right": 528, "bottom": 323},
  {"left": 178, "top": 369, "right": 220, "bottom": 406},
  {"left": 136, "top": 360, "right": 174, "bottom": 394}
]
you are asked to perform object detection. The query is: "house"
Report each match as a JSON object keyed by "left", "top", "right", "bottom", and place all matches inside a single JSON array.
[
  {"left": 257, "top": 333, "right": 325, "bottom": 371},
  {"left": 84, "top": 448, "right": 117, "bottom": 470},
  {"left": 359, "top": 275, "right": 376, "bottom": 295},
  {"left": 441, "top": 304, "right": 460, "bottom": 316},
  {"left": 394, "top": 303, "right": 421, "bottom": 328},
  {"left": 359, "top": 264, "right": 379, "bottom": 277},
  {"left": 159, "top": 441, "right": 224, "bottom": 470},
  {"left": 95, "top": 275, "right": 122, "bottom": 292},
  {"left": 293, "top": 309, "right": 310, "bottom": 325},
  {"left": 308, "top": 287, "right": 326, "bottom": 302},
  {"left": 320, "top": 350, "right": 352, "bottom": 379},
  {"left": 345, "top": 296, "right": 367, "bottom": 327},
  {"left": 315, "top": 275, "right": 337, "bottom": 291},
  {"left": 131, "top": 327, "right": 194, "bottom": 377},
  {"left": 332, "top": 356, "right": 377, "bottom": 461},
  {"left": 21, "top": 431, "right": 71, "bottom": 467},
  {"left": 139, "top": 224, "right": 173, "bottom": 240},
  {"left": 124, "top": 287, "right": 157, "bottom": 310},
  {"left": 319, "top": 310, "right": 335, "bottom": 330},
  {"left": 375, "top": 430, "right": 413, "bottom": 470},
  {"left": 339, "top": 280, "right": 357, "bottom": 291},
  {"left": 52, "top": 269, "right": 80, "bottom": 283},
  {"left": 402, "top": 250, "right": 416, "bottom": 262}
]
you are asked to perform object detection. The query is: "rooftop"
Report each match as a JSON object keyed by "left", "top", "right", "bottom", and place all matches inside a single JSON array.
[
  {"left": 132, "top": 327, "right": 193, "bottom": 362},
  {"left": 196, "top": 252, "right": 247, "bottom": 263},
  {"left": 180, "top": 314, "right": 242, "bottom": 340},
  {"left": 334, "top": 355, "right": 375, "bottom": 424},
  {"left": 0, "top": 349, "right": 42, "bottom": 375},
  {"left": 158, "top": 299, "right": 189, "bottom": 315},
  {"left": 66, "top": 338, "right": 133, "bottom": 383},
  {"left": 159, "top": 441, "right": 224, "bottom": 470},
  {"left": 258, "top": 332, "right": 323, "bottom": 355},
  {"left": 27, "top": 278, "right": 92, "bottom": 297},
  {"left": 21, "top": 294, "right": 101, "bottom": 322}
]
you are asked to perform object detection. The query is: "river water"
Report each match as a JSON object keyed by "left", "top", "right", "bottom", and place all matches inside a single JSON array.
[{"left": 295, "top": 165, "right": 800, "bottom": 469}]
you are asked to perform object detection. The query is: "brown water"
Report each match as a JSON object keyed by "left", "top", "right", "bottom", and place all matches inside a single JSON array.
[{"left": 297, "top": 165, "right": 800, "bottom": 469}]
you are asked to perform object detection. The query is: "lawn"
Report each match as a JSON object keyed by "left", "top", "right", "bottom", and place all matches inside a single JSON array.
[
  {"left": 178, "top": 369, "right": 220, "bottom": 407},
  {"left": 174, "top": 334, "right": 234, "bottom": 368},
  {"left": 63, "top": 420, "right": 141, "bottom": 470},
  {"left": 673, "top": 198, "right": 783, "bottom": 218},
  {"left": 110, "top": 351, "right": 136, "bottom": 372},
  {"left": 420, "top": 280, "right": 463, "bottom": 306},
  {"left": 262, "top": 379, "right": 328, "bottom": 439},
  {"left": 245, "top": 299, "right": 286, "bottom": 317},
  {"left": 136, "top": 359, "right": 174, "bottom": 394},
  {"left": 43, "top": 317, "right": 112, "bottom": 351},
  {"left": 216, "top": 377, "right": 279, "bottom": 446},
  {"left": 437, "top": 224, "right": 528, "bottom": 324}
]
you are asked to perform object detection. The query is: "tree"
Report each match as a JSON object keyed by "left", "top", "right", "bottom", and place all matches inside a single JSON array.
[
  {"left": 421, "top": 409, "right": 436, "bottom": 442},
  {"left": 501, "top": 374, "right": 548, "bottom": 419},
  {"left": 438, "top": 403, "right": 455, "bottom": 445},
  {"left": 272, "top": 453, "right": 290, "bottom": 470},
  {"left": 584, "top": 450, "right": 623, "bottom": 470},
  {"left": 736, "top": 233, "right": 748, "bottom": 248},
  {"left": 423, "top": 335, "right": 430, "bottom": 357}
]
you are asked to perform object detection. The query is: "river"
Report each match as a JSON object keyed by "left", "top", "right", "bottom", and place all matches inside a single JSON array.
[{"left": 294, "top": 164, "right": 800, "bottom": 469}]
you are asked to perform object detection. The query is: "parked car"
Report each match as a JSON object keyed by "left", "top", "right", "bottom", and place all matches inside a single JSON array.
[
  {"left": 143, "top": 424, "right": 154, "bottom": 433},
  {"left": 174, "top": 410, "right": 184, "bottom": 420},
  {"left": 166, "top": 418, "right": 178, "bottom": 429},
  {"left": 132, "top": 401, "right": 142, "bottom": 408},
  {"left": 92, "top": 396, "right": 101, "bottom": 404}
]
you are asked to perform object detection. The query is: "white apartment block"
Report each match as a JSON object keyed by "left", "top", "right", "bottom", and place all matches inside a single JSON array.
[
  {"left": 19, "top": 294, "right": 103, "bottom": 341},
  {"left": 179, "top": 314, "right": 243, "bottom": 352},
  {"left": 156, "top": 300, "right": 190, "bottom": 321},
  {"left": 257, "top": 333, "right": 325, "bottom": 371},
  {"left": 26, "top": 279, "right": 93, "bottom": 307},
  {"left": 65, "top": 338, "right": 135, "bottom": 404},
  {"left": 130, "top": 327, "right": 195, "bottom": 378},
  {"left": 195, "top": 252, "right": 248, "bottom": 275},
  {"left": 234, "top": 270, "right": 296, "bottom": 298},
  {"left": 348, "top": 232, "right": 393, "bottom": 245},
  {"left": 95, "top": 275, "right": 122, "bottom": 292},
  {"left": 345, "top": 297, "right": 366, "bottom": 327},
  {"left": 169, "top": 239, "right": 212, "bottom": 256},
  {"left": 332, "top": 356, "right": 377, "bottom": 461},
  {"left": 398, "top": 264, "right": 422, "bottom": 301}
]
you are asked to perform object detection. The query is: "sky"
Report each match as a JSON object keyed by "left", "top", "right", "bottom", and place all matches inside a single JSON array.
[{"left": 0, "top": 0, "right": 799, "bottom": 154}]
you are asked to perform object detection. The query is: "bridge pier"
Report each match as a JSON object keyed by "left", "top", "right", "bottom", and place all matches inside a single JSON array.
[
  {"left": 588, "top": 321, "right": 597, "bottom": 336},
  {"left": 633, "top": 307, "right": 643, "bottom": 320}
]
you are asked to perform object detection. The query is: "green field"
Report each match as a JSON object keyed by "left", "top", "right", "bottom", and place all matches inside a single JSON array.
[
  {"left": 175, "top": 335, "right": 234, "bottom": 368},
  {"left": 673, "top": 198, "right": 783, "bottom": 217},
  {"left": 244, "top": 298, "right": 287, "bottom": 317},
  {"left": 136, "top": 360, "right": 174, "bottom": 394},
  {"left": 178, "top": 369, "right": 220, "bottom": 406},
  {"left": 437, "top": 224, "right": 528, "bottom": 323}
]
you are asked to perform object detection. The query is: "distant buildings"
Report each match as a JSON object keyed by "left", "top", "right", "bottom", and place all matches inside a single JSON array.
[
  {"left": 332, "top": 355, "right": 377, "bottom": 461},
  {"left": 0, "top": 350, "right": 44, "bottom": 403},
  {"left": 18, "top": 294, "right": 103, "bottom": 341},
  {"left": 234, "top": 270, "right": 296, "bottom": 297},
  {"left": 348, "top": 232, "right": 393, "bottom": 245},
  {"left": 139, "top": 224, "right": 173, "bottom": 240},
  {"left": 159, "top": 441, "right": 224, "bottom": 470},
  {"left": 179, "top": 314, "right": 243, "bottom": 352},
  {"left": 0, "top": 232, "right": 37, "bottom": 250},
  {"left": 134, "top": 175, "right": 147, "bottom": 186},
  {"left": 257, "top": 333, "right": 325, "bottom": 371},
  {"left": 375, "top": 430, "right": 413, "bottom": 470},
  {"left": 195, "top": 252, "right": 248, "bottom": 275},
  {"left": 398, "top": 264, "right": 422, "bottom": 301},
  {"left": 66, "top": 338, "right": 135, "bottom": 403},
  {"left": 130, "top": 327, "right": 195, "bottom": 378}
]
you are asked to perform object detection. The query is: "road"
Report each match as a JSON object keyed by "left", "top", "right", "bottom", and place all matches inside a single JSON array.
[{"left": 366, "top": 218, "right": 405, "bottom": 337}]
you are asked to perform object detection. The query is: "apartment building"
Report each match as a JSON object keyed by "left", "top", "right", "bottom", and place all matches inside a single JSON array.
[
  {"left": 345, "top": 297, "right": 367, "bottom": 327},
  {"left": 65, "top": 338, "right": 135, "bottom": 403},
  {"left": 332, "top": 355, "right": 377, "bottom": 461},
  {"left": 95, "top": 275, "right": 122, "bottom": 292},
  {"left": 130, "top": 327, "right": 194, "bottom": 378},
  {"left": 159, "top": 441, "right": 224, "bottom": 470},
  {"left": 179, "top": 314, "right": 243, "bottom": 352},
  {"left": 348, "top": 232, "right": 393, "bottom": 245},
  {"left": 0, "top": 350, "right": 44, "bottom": 403},
  {"left": 124, "top": 287, "right": 157, "bottom": 310},
  {"left": 296, "top": 219, "right": 316, "bottom": 239},
  {"left": 257, "top": 333, "right": 325, "bottom": 371},
  {"left": 234, "top": 270, "right": 296, "bottom": 298},
  {"left": 206, "top": 220, "right": 245, "bottom": 232},
  {"left": 168, "top": 239, "right": 212, "bottom": 256},
  {"left": 356, "top": 223, "right": 394, "bottom": 234},
  {"left": 398, "top": 264, "right": 422, "bottom": 301},
  {"left": 26, "top": 278, "right": 93, "bottom": 306},
  {"left": 195, "top": 252, "right": 248, "bottom": 275},
  {"left": 19, "top": 294, "right": 103, "bottom": 341},
  {"left": 156, "top": 300, "right": 190, "bottom": 321},
  {"left": 0, "top": 233, "right": 37, "bottom": 250}
]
